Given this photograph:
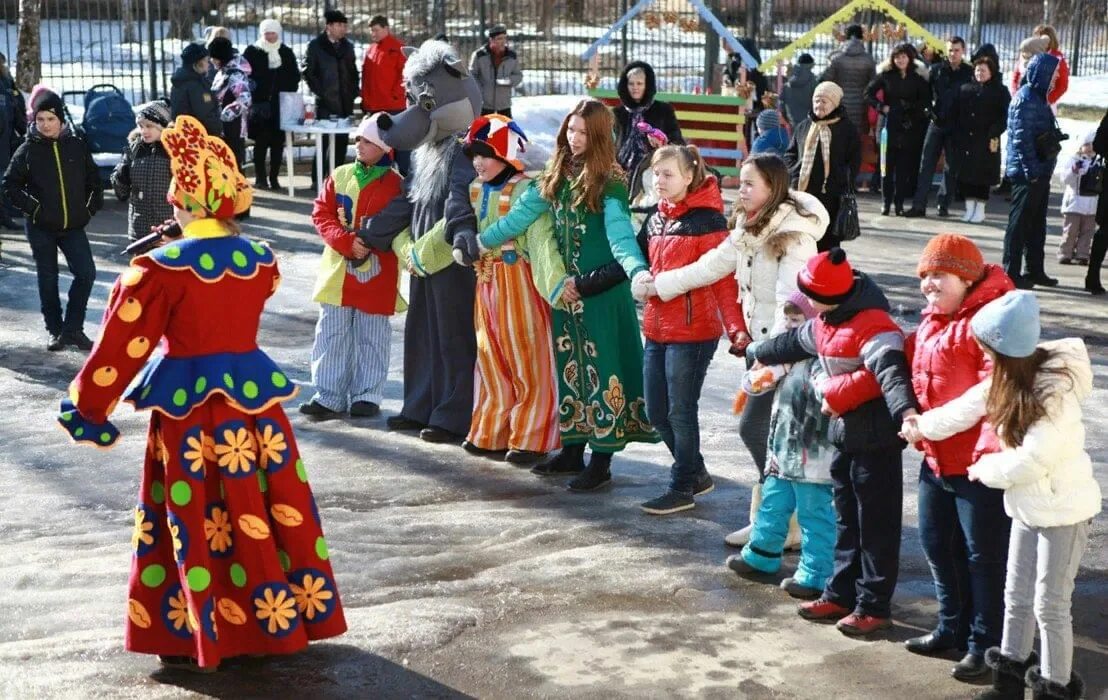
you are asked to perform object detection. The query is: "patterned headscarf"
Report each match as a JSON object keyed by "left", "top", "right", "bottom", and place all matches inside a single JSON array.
[{"left": 161, "top": 115, "right": 252, "bottom": 219}]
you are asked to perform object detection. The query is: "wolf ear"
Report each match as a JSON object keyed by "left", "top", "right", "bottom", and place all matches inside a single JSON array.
[
  {"left": 444, "top": 58, "right": 468, "bottom": 77},
  {"left": 402, "top": 46, "right": 417, "bottom": 58}
]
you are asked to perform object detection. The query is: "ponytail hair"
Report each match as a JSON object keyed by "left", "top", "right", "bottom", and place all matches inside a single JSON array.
[{"left": 650, "top": 144, "right": 708, "bottom": 192}]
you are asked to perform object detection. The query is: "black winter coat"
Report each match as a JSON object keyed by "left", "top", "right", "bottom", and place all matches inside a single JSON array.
[
  {"left": 111, "top": 136, "right": 173, "bottom": 241},
  {"left": 951, "top": 79, "right": 1010, "bottom": 187},
  {"left": 865, "top": 66, "right": 931, "bottom": 148},
  {"left": 785, "top": 106, "right": 862, "bottom": 199},
  {"left": 1094, "top": 108, "right": 1108, "bottom": 227},
  {"left": 170, "top": 65, "right": 221, "bottom": 136},
  {"left": 928, "top": 60, "right": 974, "bottom": 128},
  {"left": 612, "top": 61, "right": 684, "bottom": 182},
  {"left": 2, "top": 128, "right": 103, "bottom": 232},
  {"left": 243, "top": 44, "right": 300, "bottom": 135},
  {"left": 302, "top": 33, "right": 358, "bottom": 116}
]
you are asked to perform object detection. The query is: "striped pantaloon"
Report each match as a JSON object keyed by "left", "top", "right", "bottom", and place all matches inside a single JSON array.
[
  {"left": 467, "top": 259, "right": 560, "bottom": 452},
  {"left": 309, "top": 303, "right": 391, "bottom": 411}
]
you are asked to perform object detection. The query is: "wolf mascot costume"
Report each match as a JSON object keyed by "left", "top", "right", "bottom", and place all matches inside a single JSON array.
[{"left": 362, "top": 41, "right": 482, "bottom": 441}]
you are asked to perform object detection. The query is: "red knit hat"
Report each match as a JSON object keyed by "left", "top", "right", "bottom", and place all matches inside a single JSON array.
[
  {"left": 917, "top": 233, "right": 985, "bottom": 282},
  {"left": 797, "top": 248, "right": 855, "bottom": 304}
]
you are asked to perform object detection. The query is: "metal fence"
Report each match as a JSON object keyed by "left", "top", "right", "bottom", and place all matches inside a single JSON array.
[{"left": 2, "top": 0, "right": 1106, "bottom": 108}]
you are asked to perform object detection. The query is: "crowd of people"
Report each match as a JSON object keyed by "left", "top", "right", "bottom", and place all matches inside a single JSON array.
[{"left": 0, "top": 17, "right": 1103, "bottom": 699}]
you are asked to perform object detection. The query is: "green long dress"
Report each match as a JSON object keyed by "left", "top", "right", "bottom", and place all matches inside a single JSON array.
[{"left": 481, "top": 176, "right": 657, "bottom": 452}]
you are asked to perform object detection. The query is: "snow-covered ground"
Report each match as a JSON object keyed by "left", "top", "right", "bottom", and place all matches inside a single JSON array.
[{"left": 1059, "top": 74, "right": 1108, "bottom": 110}]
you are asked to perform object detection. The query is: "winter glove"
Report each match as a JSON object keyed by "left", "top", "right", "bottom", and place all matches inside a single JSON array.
[
  {"left": 630, "top": 270, "right": 656, "bottom": 302},
  {"left": 452, "top": 229, "right": 481, "bottom": 266}
]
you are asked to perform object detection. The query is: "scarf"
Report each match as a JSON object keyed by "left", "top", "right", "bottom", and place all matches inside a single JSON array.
[
  {"left": 255, "top": 37, "right": 282, "bottom": 69},
  {"left": 797, "top": 113, "right": 840, "bottom": 193}
]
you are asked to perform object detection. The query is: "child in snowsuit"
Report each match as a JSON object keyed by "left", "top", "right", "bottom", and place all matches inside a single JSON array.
[
  {"left": 299, "top": 115, "right": 404, "bottom": 420},
  {"left": 634, "top": 144, "right": 745, "bottom": 515},
  {"left": 112, "top": 100, "right": 174, "bottom": 247},
  {"left": 1056, "top": 130, "right": 1100, "bottom": 265},
  {"left": 750, "top": 109, "right": 790, "bottom": 156},
  {"left": 749, "top": 248, "right": 918, "bottom": 636},
  {"left": 726, "top": 291, "right": 838, "bottom": 598},
  {"left": 2, "top": 86, "right": 102, "bottom": 351},
  {"left": 903, "top": 291, "right": 1100, "bottom": 700}
]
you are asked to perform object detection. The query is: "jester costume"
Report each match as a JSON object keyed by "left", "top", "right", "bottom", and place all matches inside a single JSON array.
[
  {"left": 480, "top": 173, "right": 656, "bottom": 454},
  {"left": 56, "top": 117, "right": 346, "bottom": 669},
  {"left": 308, "top": 132, "right": 405, "bottom": 414}
]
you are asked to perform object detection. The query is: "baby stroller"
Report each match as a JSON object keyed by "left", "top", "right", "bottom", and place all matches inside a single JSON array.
[{"left": 62, "top": 84, "right": 134, "bottom": 187}]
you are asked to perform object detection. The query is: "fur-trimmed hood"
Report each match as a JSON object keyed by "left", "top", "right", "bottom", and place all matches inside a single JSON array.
[
  {"left": 877, "top": 57, "right": 931, "bottom": 81},
  {"left": 733, "top": 189, "right": 828, "bottom": 257}
]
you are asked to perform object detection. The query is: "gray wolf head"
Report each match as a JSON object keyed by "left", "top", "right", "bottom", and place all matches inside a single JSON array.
[{"left": 375, "top": 40, "right": 481, "bottom": 150}]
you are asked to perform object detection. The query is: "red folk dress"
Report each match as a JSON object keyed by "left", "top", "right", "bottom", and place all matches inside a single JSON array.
[{"left": 58, "top": 219, "right": 346, "bottom": 668}]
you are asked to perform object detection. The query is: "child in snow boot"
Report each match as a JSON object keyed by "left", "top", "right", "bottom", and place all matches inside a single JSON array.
[
  {"left": 112, "top": 99, "right": 174, "bottom": 250},
  {"left": 749, "top": 248, "right": 918, "bottom": 637},
  {"left": 1056, "top": 130, "right": 1100, "bottom": 265},
  {"left": 903, "top": 291, "right": 1099, "bottom": 700},
  {"left": 726, "top": 291, "right": 845, "bottom": 597},
  {"left": 631, "top": 145, "right": 746, "bottom": 515},
  {"left": 2, "top": 85, "right": 102, "bottom": 352},
  {"left": 300, "top": 115, "right": 405, "bottom": 421}
]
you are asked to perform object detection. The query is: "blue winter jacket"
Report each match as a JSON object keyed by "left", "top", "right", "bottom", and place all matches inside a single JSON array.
[
  {"left": 1005, "top": 53, "right": 1060, "bottom": 183},
  {"left": 751, "top": 126, "right": 790, "bottom": 156}
]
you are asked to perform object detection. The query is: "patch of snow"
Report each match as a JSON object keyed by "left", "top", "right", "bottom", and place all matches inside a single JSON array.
[{"left": 1058, "top": 75, "right": 1108, "bottom": 110}]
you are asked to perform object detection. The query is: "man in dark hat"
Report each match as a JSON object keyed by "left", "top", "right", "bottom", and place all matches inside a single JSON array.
[
  {"left": 468, "top": 25, "right": 522, "bottom": 118},
  {"left": 303, "top": 8, "right": 358, "bottom": 181},
  {"left": 170, "top": 43, "right": 221, "bottom": 136}
]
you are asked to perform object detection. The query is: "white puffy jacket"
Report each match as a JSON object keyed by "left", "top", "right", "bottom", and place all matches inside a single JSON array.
[
  {"left": 654, "top": 190, "right": 827, "bottom": 340},
  {"left": 917, "top": 338, "right": 1102, "bottom": 528}
]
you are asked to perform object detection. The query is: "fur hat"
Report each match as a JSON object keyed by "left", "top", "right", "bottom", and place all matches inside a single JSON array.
[
  {"left": 487, "top": 25, "right": 507, "bottom": 39},
  {"left": 137, "top": 99, "right": 172, "bottom": 127},
  {"left": 917, "top": 233, "right": 985, "bottom": 282},
  {"left": 324, "top": 9, "right": 348, "bottom": 25},
  {"left": 812, "top": 81, "right": 843, "bottom": 109},
  {"left": 206, "top": 37, "right": 235, "bottom": 64},
  {"left": 797, "top": 53, "right": 814, "bottom": 65},
  {"left": 797, "top": 248, "right": 855, "bottom": 305},
  {"left": 1019, "top": 36, "right": 1049, "bottom": 59},
  {"left": 350, "top": 114, "right": 391, "bottom": 153},
  {"left": 30, "top": 87, "right": 65, "bottom": 121},
  {"left": 161, "top": 115, "right": 252, "bottom": 219},
  {"left": 180, "top": 42, "right": 208, "bottom": 66},
  {"left": 463, "top": 114, "right": 528, "bottom": 171},
  {"left": 970, "top": 291, "right": 1041, "bottom": 357}
]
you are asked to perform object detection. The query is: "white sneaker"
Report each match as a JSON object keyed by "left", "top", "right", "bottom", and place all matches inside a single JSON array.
[
  {"left": 969, "top": 200, "right": 986, "bottom": 224},
  {"left": 724, "top": 523, "right": 754, "bottom": 547},
  {"left": 961, "top": 203, "right": 973, "bottom": 222}
]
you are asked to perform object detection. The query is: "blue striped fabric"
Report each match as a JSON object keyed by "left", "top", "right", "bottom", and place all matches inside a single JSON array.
[{"left": 309, "top": 303, "right": 391, "bottom": 410}]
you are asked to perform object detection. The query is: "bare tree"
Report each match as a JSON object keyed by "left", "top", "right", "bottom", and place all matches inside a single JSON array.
[
  {"left": 15, "top": 0, "right": 42, "bottom": 92},
  {"left": 122, "top": 0, "right": 137, "bottom": 43},
  {"left": 539, "top": 0, "right": 555, "bottom": 37},
  {"left": 567, "top": 0, "right": 585, "bottom": 23},
  {"left": 169, "top": 0, "right": 198, "bottom": 41}
]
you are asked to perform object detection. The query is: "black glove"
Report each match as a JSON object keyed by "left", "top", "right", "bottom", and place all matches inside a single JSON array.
[{"left": 452, "top": 229, "right": 480, "bottom": 267}]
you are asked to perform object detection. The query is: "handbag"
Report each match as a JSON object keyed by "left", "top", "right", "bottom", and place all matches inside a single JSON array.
[
  {"left": 1034, "top": 118, "right": 1068, "bottom": 161},
  {"left": 1079, "top": 157, "right": 1104, "bottom": 196},
  {"left": 833, "top": 172, "right": 861, "bottom": 242}
]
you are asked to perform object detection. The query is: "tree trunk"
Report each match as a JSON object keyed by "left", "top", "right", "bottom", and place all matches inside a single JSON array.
[
  {"left": 15, "top": 0, "right": 42, "bottom": 92},
  {"left": 567, "top": 0, "right": 584, "bottom": 23},
  {"left": 538, "top": 0, "right": 554, "bottom": 38},
  {"left": 169, "top": 0, "right": 197, "bottom": 41},
  {"left": 122, "top": 0, "right": 137, "bottom": 43}
]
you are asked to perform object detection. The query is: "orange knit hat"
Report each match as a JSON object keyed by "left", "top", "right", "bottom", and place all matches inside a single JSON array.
[
  {"left": 917, "top": 233, "right": 984, "bottom": 282},
  {"left": 161, "top": 115, "right": 252, "bottom": 219}
]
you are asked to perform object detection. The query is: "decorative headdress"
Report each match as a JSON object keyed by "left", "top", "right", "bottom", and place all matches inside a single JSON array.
[
  {"left": 463, "top": 114, "right": 528, "bottom": 171},
  {"left": 160, "top": 115, "right": 252, "bottom": 219}
]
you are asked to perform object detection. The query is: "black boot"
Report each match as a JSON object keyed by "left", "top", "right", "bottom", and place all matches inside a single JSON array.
[
  {"left": 566, "top": 451, "right": 612, "bottom": 492},
  {"left": 531, "top": 443, "right": 585, "bottom": 476},
  {"left": 269, "top": 150, "right": 284, "bottom": 191},
  {"left": 975, "top": 648, "right": 1037, "bottom": 700},
  {"left": 1086, "top": 227, "right": 1107, "bottom": 295},
  {"left": 1026, "top": 666, "right": 1085, "bottom": 700}
]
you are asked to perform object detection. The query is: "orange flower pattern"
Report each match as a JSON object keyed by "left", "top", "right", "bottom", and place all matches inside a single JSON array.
[
  {"left": 253, "top": 584, "right": 300, "bottom": 637},
  {"left": 255, "top": 420, "right": 288, "bottom": 472},
  {"left": 203, "top": 503, "right": 233, "bottom": 556},
  {"left": 289, "top": 571, "right": 335, "bottom": 621},
  {"left": 214, "top": 424, "right": 256, "bottom": 476}
]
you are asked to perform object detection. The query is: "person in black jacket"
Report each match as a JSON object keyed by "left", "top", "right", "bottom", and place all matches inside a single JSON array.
[
  {"left": 0, "top": 52, "right": 25, "bottom": 229},
  {"left": 950, "top": 56, "right": 1010, "bottom": 223},
  {"left": 907, "top": 37, "right": 973, "bottom": 217},
  {"left": 612, "top": 61, "right": 684, "bottom": 204},
  {"left": 2, "top": 88, "right": 102, "bottom": 351},
  {"left": 303, "top": 10, "right": 359, "bottom": 181},
  {"left": 243, "top": 19, "right": 301, "bottom": 190},
  {"left": 1085, "top": 108, "right": 1108, "bottom": 295},
  {"left": 785, "top": 81, "right": 861, "bottom": 251},
  {"left": 865, "top": 43, "right": 932, "bottom": 216},
  {"left": 169, "top": 43, "right": 221, "bottom": 137}
]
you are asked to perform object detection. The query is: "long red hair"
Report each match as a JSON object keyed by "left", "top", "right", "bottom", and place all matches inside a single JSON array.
[{"left": 539, "top": 99, "right": 624, "bottom": 213}]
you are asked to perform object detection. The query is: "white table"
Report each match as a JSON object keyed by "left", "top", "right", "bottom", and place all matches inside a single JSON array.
[{"left": 283, "top": 120, "right": 355, "bottom": 197}]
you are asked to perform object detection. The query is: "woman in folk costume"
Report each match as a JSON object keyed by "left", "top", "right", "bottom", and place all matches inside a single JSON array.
[
  {"left": 478, "top": 99, "right": 657, "bottom": 492},
  {"left": 56, "top": 116, "right": 346, "bottom": 672},
  {"left": 300, "top": 115, "right": 404, "bottom": 421}
]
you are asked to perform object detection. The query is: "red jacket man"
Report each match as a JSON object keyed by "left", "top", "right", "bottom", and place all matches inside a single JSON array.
[{"left": 360, "top": 16, "right": 406, "bottom": 113}]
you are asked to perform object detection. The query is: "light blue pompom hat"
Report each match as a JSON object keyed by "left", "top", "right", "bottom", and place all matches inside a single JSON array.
[{"left": 970, "top": 290, "right": 1041, "bottom": 357}]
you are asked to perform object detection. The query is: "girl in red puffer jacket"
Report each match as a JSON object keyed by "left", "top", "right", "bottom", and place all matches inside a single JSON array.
[
  {"left": 635, "top": 145, "right": 747, "bottom": 515},
  {"left": 902, "top": 233, "right": 1014, "bottom": 679}
]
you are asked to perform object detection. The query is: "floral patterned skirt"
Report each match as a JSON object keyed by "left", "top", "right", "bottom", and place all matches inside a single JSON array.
[{"left": 125, "top": 396, "right": 346, "bottom": 668}]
